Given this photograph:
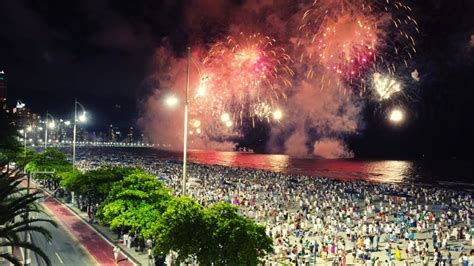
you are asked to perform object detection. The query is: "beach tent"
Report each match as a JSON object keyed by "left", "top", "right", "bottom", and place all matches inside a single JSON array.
[{"left": 157, "top": 176, "right": 171, "bottom": 182}]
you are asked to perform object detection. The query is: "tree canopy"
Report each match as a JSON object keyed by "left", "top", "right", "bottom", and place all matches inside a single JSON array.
[
  {"left": 0, "top": 170, "right": 57, "bottom": 265},
  {"left": 153, "top": 197, "right": 208, "bottom": 261},
  {"left": 61, "top": 166, "right": 139, "bottom": 199},
  {"left": 96, "top": 172, "right": 171, "bottom": 238},
  {"left": 24, "top": 149, "right": 72, "bottom": 181},
  {"left": 153, "top": 199, "right": 273, "bottom": 265},
  {"left": 202, "top": 202, "right": 273, "bottom": 265},
  {"left": 0, "top": 110, "right": 21, "bottom": 167}
]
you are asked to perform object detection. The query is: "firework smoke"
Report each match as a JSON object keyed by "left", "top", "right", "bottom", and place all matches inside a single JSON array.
[{"left": 139, "top": 0, "right": 417, "bottom": 158}]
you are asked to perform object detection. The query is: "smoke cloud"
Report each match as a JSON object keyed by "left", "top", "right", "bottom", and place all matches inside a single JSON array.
[
  {"left": 313, "top": 138, "right": 354, "bottom": 159},
  {"left": 139, "top": 0, "right": 411, "bottom": 158}
]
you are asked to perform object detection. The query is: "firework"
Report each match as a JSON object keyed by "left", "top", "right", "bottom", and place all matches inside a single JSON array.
[
  {"left": 198, "top": 32, "right": 294, "bottom": 125},
  {"left": 372, "top": 72, "right": 401, "bottom": 100},
  {"left": 299, "top": 0, "right": 417, "bottom": 92}
]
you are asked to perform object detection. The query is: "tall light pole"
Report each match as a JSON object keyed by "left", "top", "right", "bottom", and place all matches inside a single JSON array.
[
  {"left": 182, "top": 47, "right": 191, "bottom": 196},
  {"left": 44, "top": 112, "right": 55, "bottom": 149},
  {"left": 21, "top": 126, "right": 32, "bottom": 157},
  {"left": 72, "top": 99, "right": 87, "bottom": 169}
]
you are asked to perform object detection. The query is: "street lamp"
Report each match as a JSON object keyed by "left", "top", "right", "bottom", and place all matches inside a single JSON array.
[
  {"left": 162, "top": 47, "right": 191, "bottom": 196},
  {"left": 165, "top": 95, "right": 179, "bottom": 107},
  {"left": 182, "top": 47, "right": 191, "bottom": 196},
  {"left": 73, "top": 99, "right": 87, "bottom": 169},
  {"left": 23, "top": 126, "right": 32, "bottom": 157},
  {"left": 44, "top": 112, "right": 56, "bottom": 149}
]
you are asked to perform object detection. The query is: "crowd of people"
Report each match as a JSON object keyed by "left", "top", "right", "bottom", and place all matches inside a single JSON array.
[{"left": 74, "top": 147, "right": 474, "bottom": 265}]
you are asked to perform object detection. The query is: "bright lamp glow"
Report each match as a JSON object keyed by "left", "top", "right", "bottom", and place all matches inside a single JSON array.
[
  {"left": 165, "top": 96, "right": 178, "bottom": 107},
  {"left": 26, "top": 126, "right": 32, "bottom": 132},
  {"left": 389, "top": 109, "right": 404, "bottom": 123},
  {"left": 79, "top": 112, "right": 87, "bottom": 122},
  {"left": 272, "top": 109, "right": 283, "bottom": 121},
  {"left": 48, "top": 121, "right": 55, "bottom": 129}
]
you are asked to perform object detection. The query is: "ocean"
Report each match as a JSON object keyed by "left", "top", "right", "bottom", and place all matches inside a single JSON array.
[{"left": 74, "top": 147, "right": 474, "bottom": 189}]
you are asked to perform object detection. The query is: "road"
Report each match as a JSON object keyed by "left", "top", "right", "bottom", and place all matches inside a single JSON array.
[{"left": 28, "top": 207, "right": 96, "bottom": 266}]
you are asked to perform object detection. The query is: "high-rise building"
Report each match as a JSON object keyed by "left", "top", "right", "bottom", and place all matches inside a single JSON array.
[
  {"left": 126, "top": 126, "right": 134, "bottom": 143},
  {"left": 109, "top": 124, "right": 117, "bottom": 142},
  {"left": 13, "top": 105, "right": 40, "bottom": 129},
  {"left": 141, "top": 133, "right": 149, "bottom": 145},
  {"left": 0, "top": 70, "right": 7, "bottom": 110}
]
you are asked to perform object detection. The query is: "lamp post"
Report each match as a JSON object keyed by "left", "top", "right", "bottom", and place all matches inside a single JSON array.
[
  {"left": 72, "top": 99, "right": 87, "bottom": 169},
  {"left": 21, "top": 126, "right": 32, "bottom": 157},
  {"left": 163, "top": 47, "right": 191, "bottom": 196},
  {"left": 44, "top": 112, "right": 55, "bottom": 149},
  {"left": 182, "top": 47, "right": 190, "bottom": 196}
]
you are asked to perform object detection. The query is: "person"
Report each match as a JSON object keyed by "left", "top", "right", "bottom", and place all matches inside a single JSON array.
[
  {"left": 446, "top": 252, "right": 452, "bottom": 266},
  {"left": 147, "top": 247, "right": 154, "bottom": 266},
  {"left": 461, "top": 253, "right": 469, "bottom": 266},
  {"left": 113, "top": 246, "right": 120, "bottom": 263},
  {"left": 394, "top": 246, "right": 401, "bottom": 261},
  {"left": 123, "top": 232, "right": 129, "bottom": 247},
  {"left": 127, "top": 234, "right": 132, "bottom": 249}
]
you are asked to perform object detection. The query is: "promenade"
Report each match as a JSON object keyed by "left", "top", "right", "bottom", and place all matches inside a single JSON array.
[{"left": 28, "top": 179, "right": 144, "bottom": 266}]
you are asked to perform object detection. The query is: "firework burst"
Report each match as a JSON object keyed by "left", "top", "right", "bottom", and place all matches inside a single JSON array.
[
  {"left": 299, "top": 0, "right": 417, "bottom": 93},
  {"left": 198, "top": 32, "right": 294, "bottom": 125}
]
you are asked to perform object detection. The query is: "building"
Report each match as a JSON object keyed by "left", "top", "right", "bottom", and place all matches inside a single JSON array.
[
  {"left": 13, "top": 105, "right": 41, "bottom": 130},
  {"left": 126, "top": 126, "right": 134, "bottom": 143},
  {"left": 141, "top": 133, "right": 149, "bottom": 145},
  {"left": 0, "top": 70, "right": 7, "bottom": 110},
  {"left": 109, "top": 124, "right": 119, "bottom": 142}
]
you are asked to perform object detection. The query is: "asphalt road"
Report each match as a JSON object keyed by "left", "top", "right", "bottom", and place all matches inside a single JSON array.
[{"left": 28, "top": 210, "right": 96, "bottom": 266}]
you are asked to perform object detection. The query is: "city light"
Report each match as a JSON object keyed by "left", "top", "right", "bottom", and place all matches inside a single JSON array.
[
  {"left": 26, "top": 126, "right": 32, "bottom": 132},
  {"left": 64, "top": 120, "right": 71, "bottom": 126},
  {"left": 48, "top": 121, "right": 55, "bottom": 129}
]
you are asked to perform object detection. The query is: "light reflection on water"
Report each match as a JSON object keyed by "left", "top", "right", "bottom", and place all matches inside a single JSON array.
[
  {"left": 182, "top": 150, "right": 472, "bottom": 185},
  {"left": 186, "top": 151, "right": 413, "bottom": 183},
  {"left": 76, "top": 147, "right": 474, "bottom": 185}
]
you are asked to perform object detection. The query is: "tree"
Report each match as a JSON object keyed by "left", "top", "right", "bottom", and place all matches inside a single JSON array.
[
  {"left": 153, "top": 200, "right": 273, "bottom": 265},
  {"left": 61, "top": 166, "right": 139, "bottom": 211},
  {"left": 200, "top": 203, "right": 273, "bottom": 265},
  {"left": 97, "top": 172, "right": 171, "bottom": 239},
  {"left": 0, "top": 170, "right": 57, "bottom": 265},
  {"left": 0, "top": 110, "right": 21, "bottom": 170},
  {"left": 25, "top": 149, "right": 72, "bottom": 190},
  {"left": 153, "top": 197, "right": 208, "bottom": 262}
]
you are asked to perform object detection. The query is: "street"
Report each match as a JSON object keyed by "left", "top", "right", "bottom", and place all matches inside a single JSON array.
[{"left": 28, "top": 210, "right": 96, "bottom": 266}]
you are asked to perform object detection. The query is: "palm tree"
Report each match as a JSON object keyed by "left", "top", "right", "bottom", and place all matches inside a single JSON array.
[{"left": 0, "top": 169, "right": 56, "bottom": 265}]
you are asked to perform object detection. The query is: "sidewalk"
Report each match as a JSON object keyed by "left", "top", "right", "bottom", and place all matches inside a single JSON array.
[
  {"left": 29, "top": 180, "right": 146, "bottom": 266},
  {"left": 59, "top": 198, "right": 150, "bottom": 266}
]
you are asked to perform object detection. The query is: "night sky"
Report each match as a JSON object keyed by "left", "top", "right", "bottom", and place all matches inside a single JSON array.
[{"left": 0, "top": 0, "right": 473, "bottom": 159}]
